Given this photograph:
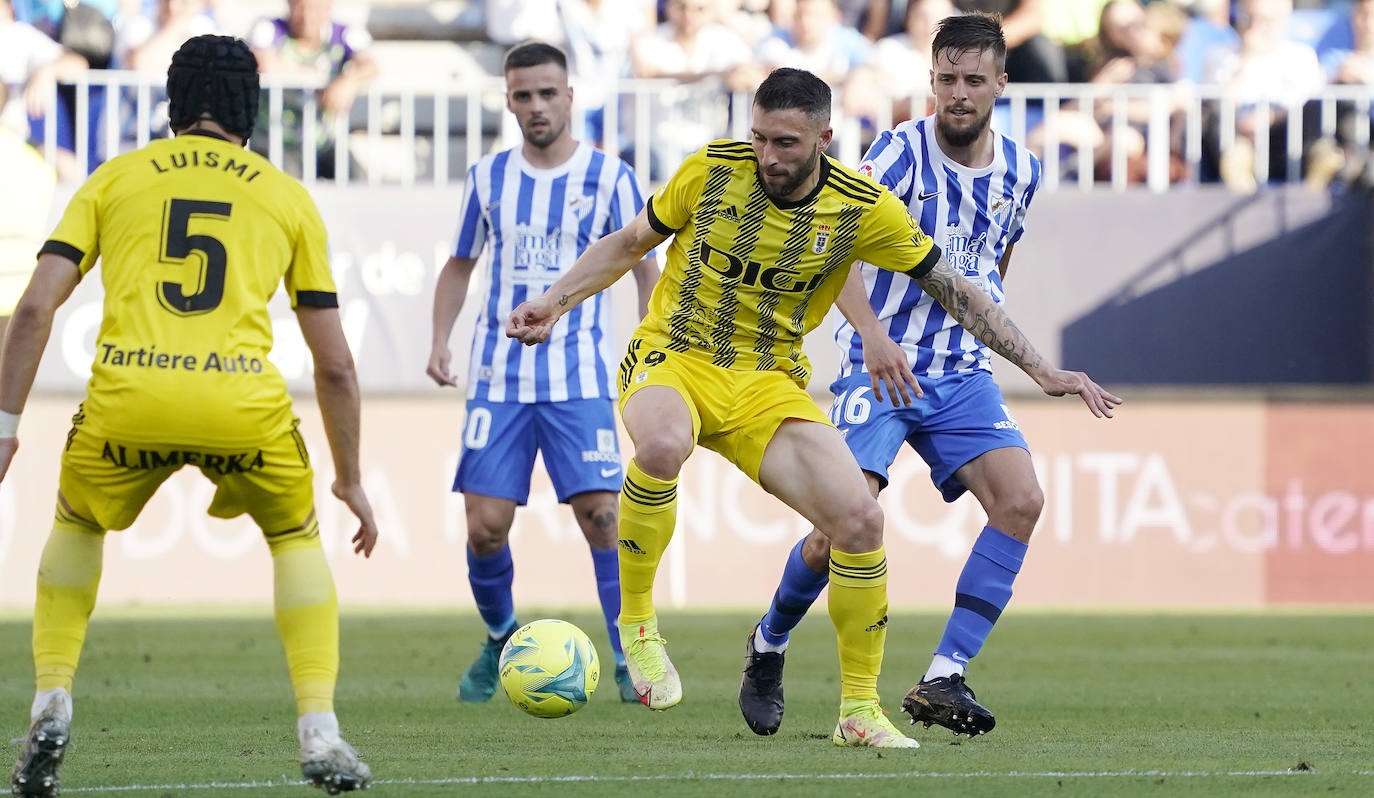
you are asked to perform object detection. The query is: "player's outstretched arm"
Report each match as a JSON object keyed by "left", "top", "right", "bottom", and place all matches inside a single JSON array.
[
  {"left": 836, "top": 262, "right": 922, "bottom": 406},
  {"left": 296, "top": 306, "right": 379, "bottom": 556},
  {"left": 0, "top": 254, "right": 82, "bottom": 482},
  {"left": 914, "top": 256, "right": 1124, "bottom": 418},
  {"left": 427, "top": 255, "right": 478, "bottom": 387},
  {"left": 506, "top": 208, "right": 669, "bottom": 345}
]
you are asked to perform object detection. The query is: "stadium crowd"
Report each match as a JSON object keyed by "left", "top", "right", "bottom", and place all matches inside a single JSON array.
[{"left": 2, "top": 0, "right": 1373, "bottom": 190}]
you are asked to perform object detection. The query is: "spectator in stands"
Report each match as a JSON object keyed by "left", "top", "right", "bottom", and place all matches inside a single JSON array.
[
  {"left": 1201, "top": 0, "right": 1324, "bottom": 192},
  {"left": 484, "top": 1, "right": 655, "bottom": 147},
  {"left": 633, "top": 0, "right": 749, "bottom": 81},
  {"left": 847, "top": 0, "right": 953, "bottom": 124},
  {"left": 0, "top": 81, "right": 57, "bottom": 349},
  {"left": 631, "top": 0, "right": 749, "bottom": 175},
  {"left": 713, "top": 0, "right": 775, "bottom": 48},
  {"left": 249, "top": 0, "right": 379, "bottom": 180},
  {"left": 1305, "top": 0, "right": 1374, "bottom": 190},
  {"left": 115, "top": 0, "right": 217, "bottom": 75},
  {"left": 834, "top": 0, "right": 888, "bottom": 40},
  {"left": 1085, "top": 0, "right": 1183, "bottom": 182},
  {"left": 954, "top": 0, "right": 1069, "bottom": 83},
  {"left": 1044, "top": 0, "right": 1110, "bottom": 81},
  {"left": 1088, "top": 0, "right": 1176, "bottom": 86},
  {"left": 11, "top": 0, "right": 118, "bottom": 51},
  {"left": 562, "top": 0, "right": 657, "bottom": 146},
  {"left": 485, "top": 0, "right": 563, "bottom": 45},
  {"left": 754, "top": 0, "right": 873, "bottom": 86},
  {"left": 113, "top": 0, "right": 219, "bottom": 143},
  {"left": 1171, "top": 0, "right": 1237, "bottom": 84},
  {"left": 0, "top": 0, "right": 87, "bottom": 179}
]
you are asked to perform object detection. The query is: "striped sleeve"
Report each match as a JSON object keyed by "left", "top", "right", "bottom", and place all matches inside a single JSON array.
[
  {"left": 860, "top": 128, "right": 916, "bottom": 203},
  {"left": 607, "top": 160, "right": 646, "bottom": 234},
  {"left": 1008, "top": 149, "right": 1041, "bottom": 245},
  {"left": 452, "top": 163, "right": 487, "bottom": 258}
]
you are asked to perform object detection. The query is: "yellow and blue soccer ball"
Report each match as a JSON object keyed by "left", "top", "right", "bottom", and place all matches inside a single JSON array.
[{"left": 499, "top": 619, "right": 600, "bottom": 717}]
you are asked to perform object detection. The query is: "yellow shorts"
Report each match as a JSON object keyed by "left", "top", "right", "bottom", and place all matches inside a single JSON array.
[
  {"left": 58, "top": 413, "right": 317, "bottom": 536},
  {"left": 617, "top": 337, "right": 831, "bottom": 483}
]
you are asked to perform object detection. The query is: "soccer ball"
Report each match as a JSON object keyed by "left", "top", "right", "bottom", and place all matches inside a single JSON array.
[{"left": 498, "top": 619, "right": 600, "bottom": 718}]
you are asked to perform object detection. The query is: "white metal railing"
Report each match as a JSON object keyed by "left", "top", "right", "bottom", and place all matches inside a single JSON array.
[{"left": 27, "top": 71, "right": 1374, "bottom": 193}]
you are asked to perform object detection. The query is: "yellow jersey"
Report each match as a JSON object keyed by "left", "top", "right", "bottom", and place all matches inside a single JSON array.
[
  {"left": 643, "top": 140, "right": 940, "bottom": 386},
  {"left": 43, "top": 131, "right": 337, "bottom": 447}
]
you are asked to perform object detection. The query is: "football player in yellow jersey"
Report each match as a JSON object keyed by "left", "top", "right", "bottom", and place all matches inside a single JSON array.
[
  {"left": 0, "top": 36, "right": 378, "bottom": 795},
  {"left": 510, "top": 67, "right": 1119, "bottom": 747}
]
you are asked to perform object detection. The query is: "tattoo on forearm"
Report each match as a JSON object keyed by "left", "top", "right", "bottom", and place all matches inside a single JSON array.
[
  {"left": 559, "top": 294, "right": 571, "bottom": 307},
  {"left": 918, "top": 260, "right": 1044, "bottom": 372}
]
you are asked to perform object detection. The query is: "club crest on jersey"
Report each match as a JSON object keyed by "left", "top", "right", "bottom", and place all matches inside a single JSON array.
[
  {"left": 568, "top": 194, "right": 595, "bottom": 220},
  {"left": 813, "top": 225, "right": 831, "bottom": 254},
  {"left": 989, "top": 196, "right": 1011, "bottom": 222}
]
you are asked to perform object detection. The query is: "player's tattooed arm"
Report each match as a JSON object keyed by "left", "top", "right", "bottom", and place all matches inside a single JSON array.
[{"left": 915, "top": 256, "right": 1045, "bottom": 375}]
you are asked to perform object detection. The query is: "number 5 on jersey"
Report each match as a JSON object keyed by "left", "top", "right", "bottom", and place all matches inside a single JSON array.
[{"left": 159, "top": 198, "right": 232, "bottom": 315}]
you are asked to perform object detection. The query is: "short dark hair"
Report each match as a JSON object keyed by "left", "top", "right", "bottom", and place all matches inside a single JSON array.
[
  {"left": 932, "top": 13, "right": 1007, "bottom": 73},
  {"left": 753, "top": 67, "right": 831, "bottom": 126},
  {"left": 504, "top": 41, "right": 568, "bottom": 73},
  {"left": 166, "top": 35, "right": 259, "bottom": 139}
]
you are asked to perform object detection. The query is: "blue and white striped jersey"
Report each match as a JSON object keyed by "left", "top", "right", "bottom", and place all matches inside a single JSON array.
[
  {"left": 453, "top": 141, "right": 645, "bottom": 402},
  {"left": 835, "top": 116, "right": 1041, "bottom": 379}
]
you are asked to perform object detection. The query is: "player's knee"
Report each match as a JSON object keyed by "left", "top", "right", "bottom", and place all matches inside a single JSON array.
[
  {"left": 573, "top": 495, "right": 619, "bottom": 548},
  {"left": 992, "top": 484, "right": 1044, "bottom": 537},
  {"left": 465, "top": 508, "right": 513, "bottom": 554},
  {"left": 630, "top": 434, "right": 692, "bottom": 480},
  {"left": 801, "top": 529, "right": 832, "bottom": 569},
  {"left": 831, "top": 497, "right": 884, "bottom": 551}
]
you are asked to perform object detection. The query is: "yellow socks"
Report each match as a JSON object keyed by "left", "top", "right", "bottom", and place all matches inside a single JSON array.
[
  {"left": 33, "top": 515, "right": 106, "bottom": 693},
  {"left": 828, "top": 547, "right": 889, "bottom": 704},
  {"left": 617, "top": 460, "right": 677, "bottom": 625},
  {"left": 270, "top": 532, "right": 338, "bottom": 716}
]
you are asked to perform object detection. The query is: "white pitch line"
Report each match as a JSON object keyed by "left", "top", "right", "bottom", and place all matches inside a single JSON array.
[{"left": 60, "top": 769, "right": 1374, "bottom": 792}]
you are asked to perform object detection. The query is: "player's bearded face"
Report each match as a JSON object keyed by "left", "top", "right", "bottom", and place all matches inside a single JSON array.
[
  {"left": 760, "top": 142, "right": 820, "bottom": 199},
  {"left": 505, "top": 63, "right": 573, "bottom": 150},
  {"left": 752, "top": 107, "right": 831, "bottom": 201},
  {"left": 931, "top": 47, "right": 1006, "bottom": 148}
]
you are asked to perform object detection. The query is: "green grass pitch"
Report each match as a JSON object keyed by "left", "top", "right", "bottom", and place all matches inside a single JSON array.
[{"left": 2, "top": 610, "right": 1371, "bottom": 797}]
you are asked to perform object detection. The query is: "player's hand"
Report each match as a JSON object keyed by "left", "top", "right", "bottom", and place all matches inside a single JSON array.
[
  {"left": 332, "top": 481, "right": 379, "bottom": 557},
  {"left": 24, "top": 71, "right": 57, "bottom": 119},
  {"left": 0, "top": 437, "right": 18, "bottom": 483},
  {"left": 862, "top": 333, "right": 921, "bottom": 406},
  {"left": 1037, "top": 369, "right": 1123, "bottom": 419},
  {"left": 506, "top": 296, "right": 559, "bottom": 345},
  {"left": 319, "top": 77, "right": 359, "bottom": 116},
  {"left": 426, "top": 345, "right": 457, "bottom": 387}
]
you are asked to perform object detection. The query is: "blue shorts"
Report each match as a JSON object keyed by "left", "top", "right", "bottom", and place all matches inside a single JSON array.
[
  {"left": 453, "top": 398, "right": 623, "bottom": 505},
  {"left": 827, "top": 370, "right": 1029, "bottom": 502}
]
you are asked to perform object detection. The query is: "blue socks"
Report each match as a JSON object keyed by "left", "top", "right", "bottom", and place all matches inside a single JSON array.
[
  {"left": 934, "top": 526, "right": 1026, "bottom": 666},
  {"left": 759, "top": 538, "right": 830, "bottom": 646},
  {"left": 590, "top": 547, "right": 626, "bottom": 665},
  {"left": 467, "top": 544, "right": 516, "bottom": 640}
]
